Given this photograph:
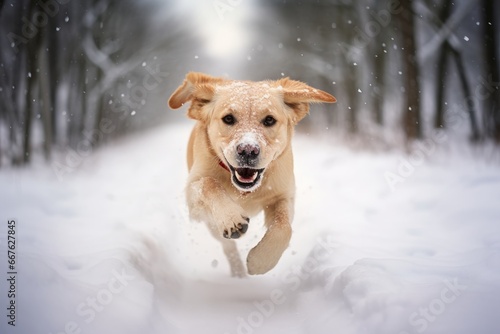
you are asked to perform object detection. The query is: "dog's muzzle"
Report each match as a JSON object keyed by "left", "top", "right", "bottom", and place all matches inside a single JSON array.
[{"left": 223, "top": 136, "right": 265, "bottom": 192}]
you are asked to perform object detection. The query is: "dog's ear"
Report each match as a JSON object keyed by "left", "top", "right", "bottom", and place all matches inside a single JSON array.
[
  {"left": 168, "top": 72, "right": 224, "bottom": 120},
  {"left": 276, "top": 78, "right": 336, "bottom": 124}
]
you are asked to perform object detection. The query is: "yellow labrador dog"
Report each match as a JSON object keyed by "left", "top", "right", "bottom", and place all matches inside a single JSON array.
[{"left": 169, "top": 72, "right": 335, "bottom": 276}]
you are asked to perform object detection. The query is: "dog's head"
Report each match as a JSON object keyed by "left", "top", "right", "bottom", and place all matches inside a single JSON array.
[{"left": 169, "top": 72, "right": 336, "bottom": 192}]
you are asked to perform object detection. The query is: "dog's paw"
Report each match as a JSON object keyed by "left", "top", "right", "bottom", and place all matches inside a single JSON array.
[
  {"left": 222, "top": 216, "right": 249, "bottom": 239},
  {"left": 247, "top": 246, "right": 279, "bottom": 275},
  {"left": 247, "top": 223, "right": 292, "bottom": 275}
]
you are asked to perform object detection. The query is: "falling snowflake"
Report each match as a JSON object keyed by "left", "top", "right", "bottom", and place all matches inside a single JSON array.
[{"left": 464, "top": 36, "right": 469, "bottom": 41}]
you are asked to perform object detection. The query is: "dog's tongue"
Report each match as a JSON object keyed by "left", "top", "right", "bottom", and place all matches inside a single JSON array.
[{"left": 235, "top": 168, "right": 258, "bottom": 183}]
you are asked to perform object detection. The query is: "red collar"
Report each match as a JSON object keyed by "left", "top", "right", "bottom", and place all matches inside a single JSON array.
[{"left": 219, "top": 160, "right": 230, "bottom": 172}]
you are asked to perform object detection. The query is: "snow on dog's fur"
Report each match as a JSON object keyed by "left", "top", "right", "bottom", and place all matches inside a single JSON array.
[{"left": 169, "top": 72, "right": 336, "bottom": 276}]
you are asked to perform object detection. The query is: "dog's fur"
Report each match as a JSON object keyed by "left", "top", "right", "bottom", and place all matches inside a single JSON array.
[{"left": 169, "top": 72, "right": 336, "bottom": 276}]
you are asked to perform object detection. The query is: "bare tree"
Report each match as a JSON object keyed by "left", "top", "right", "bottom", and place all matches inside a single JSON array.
[
  {"left": 433, "top": 0, "right": 452, "bottom": 130},
  {"left": 23, "top": 1, "right": 40, "bottom": 164},
  {"left": 398, "top": 0, "right": 421, "bottom": 140},
  {"left": 38, "top": 11, "right": 53, "bottom": 159},
  {"left": 0, "top": 0, "right": 199, "bottom": 167},
  {"left": 482, "top": 0, "right": 500, "bottom": 142},
  {"left": 419, "top": 0, "right": 480, "bottom": 140},
  {"left": 370, "top": 37, "right": 387, "bottom": 125}
]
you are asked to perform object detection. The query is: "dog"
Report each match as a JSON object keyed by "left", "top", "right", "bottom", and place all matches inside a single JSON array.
[{"left": 168, "top": 72, "right": 336, "bottom": 276}]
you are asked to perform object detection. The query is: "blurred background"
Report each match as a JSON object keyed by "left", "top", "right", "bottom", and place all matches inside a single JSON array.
[{"left": 0, "top": 0, "right": 499, "bottom": 166}]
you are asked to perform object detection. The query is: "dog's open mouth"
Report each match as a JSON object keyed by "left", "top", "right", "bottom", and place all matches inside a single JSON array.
[{"left": 228, "top": 165, "right": 265, "bottom": 191}]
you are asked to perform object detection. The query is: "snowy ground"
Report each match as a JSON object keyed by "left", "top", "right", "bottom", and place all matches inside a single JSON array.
[{"left": 0, "top": 122, "right": 499, "bottom": 334}]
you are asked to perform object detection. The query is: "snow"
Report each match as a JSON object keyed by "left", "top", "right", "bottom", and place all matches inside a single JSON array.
[{"left": 1, "top": 122, "right": 499, "bottom": 334}]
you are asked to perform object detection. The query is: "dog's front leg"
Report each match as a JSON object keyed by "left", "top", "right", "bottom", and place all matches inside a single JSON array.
[
  {"left": 206, "top": 226, "right": 246, "bottom": 277},
  {"left": 187, "top": 176, "right": 250, "bottom": 239},
  {"left": 247, "top": 199, "right": 292, "bottom": 275},
  {"left": 187, "top": 176, "right": 249, "bottom": 277}
]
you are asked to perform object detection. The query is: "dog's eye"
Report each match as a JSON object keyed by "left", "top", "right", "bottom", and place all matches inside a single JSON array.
[
  {"left": 222, "top": 114, "right": 236, "bottom": 125},
  {"left": 262, "top": 115, "right": 277, "bottom": 127}
]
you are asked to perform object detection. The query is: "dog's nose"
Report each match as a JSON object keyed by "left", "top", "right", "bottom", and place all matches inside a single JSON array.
[{"left": 237, "top": 143, "right": 260, "bottom": 164}]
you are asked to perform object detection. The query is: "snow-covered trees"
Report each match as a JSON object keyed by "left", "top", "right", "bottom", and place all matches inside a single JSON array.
[
  {"left": 248, "top": 0, "right": 500, "bottom": 145},
  {"left": 0, "top": 0, "right": 198, "bottom": 166},
  {"left": 1, "top": 0, "right": 499, "bottom": 167}
]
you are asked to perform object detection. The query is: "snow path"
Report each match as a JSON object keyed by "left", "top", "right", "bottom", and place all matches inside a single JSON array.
[{"left": 0, "top": 122, "right": 499, "bottom": 334}]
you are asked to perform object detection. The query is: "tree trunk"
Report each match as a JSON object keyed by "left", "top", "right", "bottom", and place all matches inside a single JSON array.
[
  {"left": 39, "top": 29, "right": 53, "bottom": 160},
  {"left": 450, "top": 48, "right": 480, "bottom": 141},
  {"left": 372, "top": 40, "right": 386, "bottom": 125},
  {"left": 48, "top": 17, "right": 59, "bottom": 146},
  {"left": 23, "top": 2, "right": 42, "bottom": 164},
  {"left": 398, "top": 1, "right": 421, "bottom": 140},
  {"left": 482, "top": 0, "right": 500, "bottom": 143},
  {"left": 434, "top": 0, "right": 452, "bottom": 129}
]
